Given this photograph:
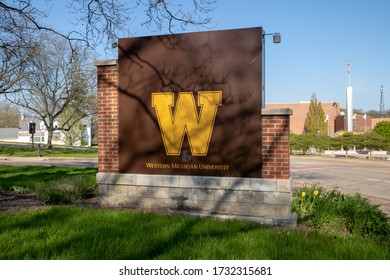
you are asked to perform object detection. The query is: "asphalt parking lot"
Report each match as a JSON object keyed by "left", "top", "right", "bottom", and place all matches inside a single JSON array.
[{"left": 291, "top": 155, "right": 390, "bottom": 215}]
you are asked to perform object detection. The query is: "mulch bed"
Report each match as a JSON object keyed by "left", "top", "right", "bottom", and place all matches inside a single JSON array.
[
  {"left": 0, "top": 191, "right": 98, "bottom": 212},
  {"left": 0, "top": 191, "right": 46, "bottom": 212}
]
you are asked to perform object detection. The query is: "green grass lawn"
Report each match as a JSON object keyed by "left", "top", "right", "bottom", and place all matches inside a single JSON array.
[
  {"left": 0, "top": 165, "right": 97, "bottom": 191},
  {"left": 0, "top": 145, "right": 97, "bottom": 158},
  {"left": 0, "top": 207, "right": 389, "bottom": 260},
  {"left": 0, "top": 166, "right": 389, "bottom": 260}
]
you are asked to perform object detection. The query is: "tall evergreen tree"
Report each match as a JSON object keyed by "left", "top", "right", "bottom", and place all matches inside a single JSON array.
[{"left": 304, "top": 93, "right": 328, "bottom": 135}]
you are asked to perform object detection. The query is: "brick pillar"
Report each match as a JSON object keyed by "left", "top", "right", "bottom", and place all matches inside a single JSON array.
[
  {"left": 94, "top": 60, "right": 119, "bottom": 173},
  {"left": 261, "top": 108, "right": 292, "bottom": 179}
]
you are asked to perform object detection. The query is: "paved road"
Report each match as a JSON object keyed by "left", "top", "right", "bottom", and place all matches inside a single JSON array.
[{"left": 291, "top": 155, "right": 390, "bottom": 214}]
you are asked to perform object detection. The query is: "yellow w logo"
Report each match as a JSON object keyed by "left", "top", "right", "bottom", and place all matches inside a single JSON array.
[{"left": 152, "top": 91, "right": 222, "bottom": 156}]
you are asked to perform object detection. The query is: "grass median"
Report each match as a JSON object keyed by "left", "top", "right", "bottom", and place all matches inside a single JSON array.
[
  {"left": 0, "top": 165, "right": 97, "bottom": 192},
  {"left": 0, "top": 145, "right": 97, "bottom": 158}
]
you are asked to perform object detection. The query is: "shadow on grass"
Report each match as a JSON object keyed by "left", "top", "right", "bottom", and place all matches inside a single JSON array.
[
  {"left": 0, "top": 166, "right": 97, "bottom": 191},
  {"left": 1, "top": 207, "right": 389, "bottom": 260},
  {"left": 1, "top": 208, "right": 257, "bottom": 260}
]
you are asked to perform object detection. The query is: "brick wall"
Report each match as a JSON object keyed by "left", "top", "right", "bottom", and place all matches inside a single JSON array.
[
  {"left": 266, "top": 102, "right": 339, "bottom": 135},
  {"left": 94, "top": 60, "right": 292, "bottom": 179},
  {"left": 95, "top": 60, "right": 119, "bottom": 173},
  {"left": 94, "top": 60, "right": 295, "bottom": 226},
  {"left": 261, "top": 108, "right": 292, "bottom": 179},
  {"left": 355, "top": 114, "right": 372, "bottom": 132},
  {"left": 372, "top": 117, "right": 390, "bottom": 129}
]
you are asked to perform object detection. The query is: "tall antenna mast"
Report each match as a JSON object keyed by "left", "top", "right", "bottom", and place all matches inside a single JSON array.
[{"left": 379, "top": 84, "right": 385, "bottom": 115}]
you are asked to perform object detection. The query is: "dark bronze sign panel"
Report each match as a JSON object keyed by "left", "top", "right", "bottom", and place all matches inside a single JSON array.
[{"left": 118, "top": 27, "right": 263, "bottom": 177}]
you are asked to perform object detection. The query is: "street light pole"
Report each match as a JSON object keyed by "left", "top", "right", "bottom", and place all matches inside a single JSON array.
[{"left": 262, "top": 31, "right": 281, "bottom": 108}]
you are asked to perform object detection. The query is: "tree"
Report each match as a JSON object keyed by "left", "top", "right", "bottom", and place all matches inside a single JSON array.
[
  {"left": 5, "top": 35, "right": 96, "bottom": 149},
  {"left": 357, "top": 132, "right": 387, "bottom": 157},
  {"left": 290, "top": 133, "right": 317, "bottom": 154},
  {"left": 1, "top": 0, "right": 216, "bottom": 95},
  {"left": 0, "top": 14, "right": 36, "bottom": 94},
  {"left": 59, "top": 108, "right": 85, "bottom": 146},
  {"left": 373, "top": 121, "right": 390, "bottom": 138},
  {"left": 366, "top": 110, "right": 381, "bottom": 118},
  {"left": 312, "top": 134, "right": 330, "bottom": 155},
  {"left": 333, "top": 132, "right": 359, "bottom": 157},
  {"left": 0, "top": 0, "right": 215, "bottom": 49},
  {"left": 0, "top": 103, "right": 19, "bottom": 128},
  {"left": 304, "top": 93, "right": 328, "bottom": 135},
  {"left": 353, "top": 108, "right": 364, "bottom": 114}
]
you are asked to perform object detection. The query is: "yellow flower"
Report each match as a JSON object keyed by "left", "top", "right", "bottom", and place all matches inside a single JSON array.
[
  {"left": 301, "top": 192, "right": 306, "bottom": 197},
  {"left": 313, "top": 190, "right": 319, "bottom": 196}
]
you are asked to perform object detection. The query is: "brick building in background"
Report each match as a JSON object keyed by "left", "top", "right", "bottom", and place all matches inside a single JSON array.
[
  {"left": 335, "top": 114, "right": 372, "bottom": 133},
  {"left": 372, "top": 117, "right": 390, "bottom": 129},
  {"left": 265, "top": 101, "right": 340, "bottom": 135},
  {"left": 266, "top": 101, "right": 388, "bottom": 135},
  {"left": 334, "top": 115, "right": 390, "bottom": 133}
]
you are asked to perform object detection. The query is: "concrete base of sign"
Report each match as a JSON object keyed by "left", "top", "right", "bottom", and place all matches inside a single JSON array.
[{"left": 97, "top": 173, "right": 296, "bottom": 227}]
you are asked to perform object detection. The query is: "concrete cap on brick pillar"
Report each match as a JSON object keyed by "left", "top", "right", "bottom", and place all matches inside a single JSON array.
[
  {"left": 94, "top": 59, "right": 118, "bottom": 66},
  {"left": 261, "top": 108, "right": 293, "bottom": 116}
]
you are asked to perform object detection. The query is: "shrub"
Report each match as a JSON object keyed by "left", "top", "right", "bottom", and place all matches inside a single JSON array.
[
  {"left": 373, "top": 121, "right": 390, "bottom": 138},
  {"left": 11, "top": 186, "right": 31, "bottom": 194},
  {"left": 35, "top": 176, "right": 95, "bottom": 205},
  {"left": 292, "top": 185, "right": 390, "bottom": 242}
]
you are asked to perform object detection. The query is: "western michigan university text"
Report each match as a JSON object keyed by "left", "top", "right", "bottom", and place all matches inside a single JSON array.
[{"left": 145, "top": 162, "right": 229, "bottom": 171}]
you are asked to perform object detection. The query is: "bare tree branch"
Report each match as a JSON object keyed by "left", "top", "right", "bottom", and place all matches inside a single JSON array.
[
  {"left": 143, "top": 0, "right": 216, "bottom": 33},
  {"left": 1, "top": 0, "right": 216, "bottom": 96},
  {"left": 5, "top": 34, "right": 96, "bottom": 149}
]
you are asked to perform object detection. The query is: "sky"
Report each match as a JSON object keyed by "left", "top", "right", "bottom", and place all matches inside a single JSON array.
[{"left": 45, "top": 0, "right": 390, "bottom": 112}]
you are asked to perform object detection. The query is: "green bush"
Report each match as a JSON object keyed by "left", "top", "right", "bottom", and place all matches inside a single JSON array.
[
  {"left": 373, "top": 121, "right": 390, "bottom": 138},
  {"left": 11, "top": 186, "right": 31, "bottom": 194},
  {"left": 292, "top": 185, "right": 390, "bottom": 243},
  {"left": 35, "top": 176, "right": 95, "bottom": 205}
]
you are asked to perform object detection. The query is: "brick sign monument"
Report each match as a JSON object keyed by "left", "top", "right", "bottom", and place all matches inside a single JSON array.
[{"left": 95, "top": 27, "right": 295, "bottom": 226}]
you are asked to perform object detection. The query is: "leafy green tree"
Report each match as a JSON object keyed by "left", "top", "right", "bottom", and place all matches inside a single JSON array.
[
  {"left": 312, "top": 134, "right": 331, "bottom": 155},
  {"left": 328, "top": 136, "right": 341, "bottom": 150},
  {"left": 333, "top": 132, "right": 359, "bottom": 156},
  {"left": 304, "top": 93, "right": 328, "bottom": 135},
  {"left": 357, "top": 132, "right": 388, "bottom": 157},
  {"left": 290, "top": 133, "right": 299, "bottom": 153},
  {"left": 373, "top": 121, "right": 390, "bottom": 138},
  {"left": 290, "top": 133, "right": 317, "bottom": 154}
]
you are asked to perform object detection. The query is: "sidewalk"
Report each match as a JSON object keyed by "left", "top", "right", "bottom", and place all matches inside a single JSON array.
[
  {"left": 0, "top": 156, "right": 97, "bottom": 168},
  {"left": 323, "top": 150, "right": 390, "bottom": 160}
]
